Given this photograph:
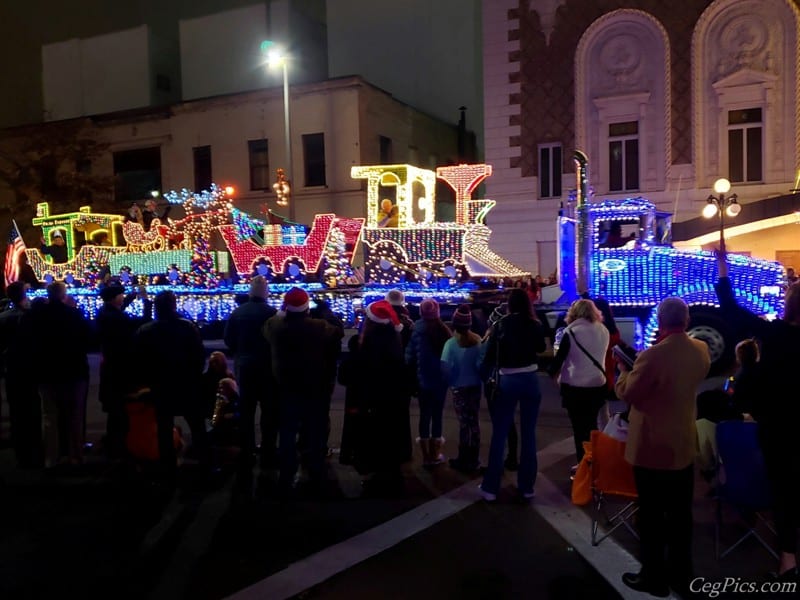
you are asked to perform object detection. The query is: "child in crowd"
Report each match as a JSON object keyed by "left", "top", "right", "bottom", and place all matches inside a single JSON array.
[
  {"left": 406, "top": 299, "right": 451, "bottom": 467},
  {"left": 441, "top": 304, "right": 483, "bottom": 472}
]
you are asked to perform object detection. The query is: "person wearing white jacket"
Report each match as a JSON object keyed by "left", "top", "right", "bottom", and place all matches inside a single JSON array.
[{"left": 547, "top": 299, "right": 610, "bottom": 469}]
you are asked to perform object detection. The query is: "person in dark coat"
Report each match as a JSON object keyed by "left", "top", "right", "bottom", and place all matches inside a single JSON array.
[
  {"left": 716, "top": 244, "right": 800, "bottom": 582},
  {"left": 96, "top": 284, "right": 152, "bottom": 458},
  {"left": 337, "top": 334, "right": 362, "bottom": 467},
  {"left": 134, "top": 291, "right": 207, "bottom": 481},
  {"left": 142, "top": 199, "right": 171, "bottom": 231},
  {"left": 353, "top": 300, "right": 412, "bottom": 496},
  {"left": 39, "top": 231, "right": 68, "bottom": 264},
  {"left": 384, "top": 288, "right": 414, "bottom": 462},
  {"left": 263, "top": 287, "right": 343, "bottom": 496},
  {"left": 0, "top": 282, "right": 42, "bottom": 468},
  {"left": 309, "top": 298, "right": 345, "bottom": 455},
  {"left": 23, "top": 281, "right": 91, "bottom": 467},
  {"left": 223, "top": 275, "right": 278, "bottom": 467}
]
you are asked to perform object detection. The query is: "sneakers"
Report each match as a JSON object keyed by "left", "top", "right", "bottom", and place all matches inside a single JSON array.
[{"left": 477, "top": 485, "right": 497, "bottom": 502}]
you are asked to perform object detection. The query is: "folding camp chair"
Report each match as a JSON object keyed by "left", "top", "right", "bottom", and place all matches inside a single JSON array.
[
  {"left": 589, "top": 430, "right": 639, "bottom": 546},
  {"left": 714, "top": 420, "right": 778, "bottom": 560}
]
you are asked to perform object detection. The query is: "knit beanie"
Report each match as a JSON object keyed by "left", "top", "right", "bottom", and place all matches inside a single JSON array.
[
  {"left": 452, "top": 304, "right": 473, "bottom": 329},
  {"left": 419, "top": 298, "right": 440, "bottom": 320}
]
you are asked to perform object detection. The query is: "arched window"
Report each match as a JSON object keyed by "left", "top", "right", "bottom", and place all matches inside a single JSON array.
[
  {"left": 576, "top": 10, "right": 670, "bottom": 195},
  {"left": 693, "top": 0, "right": 800, "bottom": 189}
]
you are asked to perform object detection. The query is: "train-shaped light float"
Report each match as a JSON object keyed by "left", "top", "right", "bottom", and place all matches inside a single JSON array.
[{"left": 23, "top": 163, "right": 527, "bottom": 323}]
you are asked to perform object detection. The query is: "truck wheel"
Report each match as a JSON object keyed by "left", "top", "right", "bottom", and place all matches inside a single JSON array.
[{"left": 687, "top": 309, "right": 734, "bottom": 376}]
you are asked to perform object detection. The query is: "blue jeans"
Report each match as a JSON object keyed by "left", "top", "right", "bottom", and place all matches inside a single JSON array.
[
  {"left": 418, "top": 385, "right": 447, "bottom": 438},
  {"left": 481, "top": 372, "right": 542, "bottom": 495}
]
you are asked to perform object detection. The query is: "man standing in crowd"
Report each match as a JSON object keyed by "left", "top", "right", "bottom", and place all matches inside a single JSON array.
[
  {"left": 24, "top": 281, "right": 91, "bottom": 468},
  {"left": 224, "top": 276, "right": 278, "bottom": 469},
  {"left": 135, "top": 291, "right": 207, "bottom": 483},
  {"left": 263, "top": 287, "right": 343, "bottom": 497},
  {"left": 96, "top": 283, "right": 152, "bottom": 459},
  {"left": 0, "top": 281, "right": 41, "bottom": 468},
  {"left": 614, "top": 296, "right": 710, "bottom": 598}
]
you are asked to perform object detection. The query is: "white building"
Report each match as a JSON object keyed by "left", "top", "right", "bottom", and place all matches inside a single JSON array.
[{"left": 482, "top": 0, "right": 800, "bottom": 275}]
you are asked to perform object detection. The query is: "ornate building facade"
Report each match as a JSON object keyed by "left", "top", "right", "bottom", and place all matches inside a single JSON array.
[{"left": 483, "top": 0, "right": 800, "bottom": 275}]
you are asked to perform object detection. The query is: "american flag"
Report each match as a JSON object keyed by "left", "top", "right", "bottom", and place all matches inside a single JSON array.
[{"left": 4, "top": 221, "right": 26, "bottom": 289}]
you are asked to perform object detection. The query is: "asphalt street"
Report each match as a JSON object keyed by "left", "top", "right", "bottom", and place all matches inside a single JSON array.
[{"left": 0, "top": 343, "right": 784, "bottom": 600}]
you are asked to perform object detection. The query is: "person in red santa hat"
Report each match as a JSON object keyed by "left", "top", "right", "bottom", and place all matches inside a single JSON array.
[
  {"left": 263, "top": 287, "right": 343, "bottom": 497},
  {"left": 344, "top": 300, "right": 412, "bottom": 496}
]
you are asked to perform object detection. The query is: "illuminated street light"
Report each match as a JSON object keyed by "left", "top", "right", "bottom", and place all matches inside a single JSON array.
[{"left": 703, "top": 178, "right": 740, "bottom": 243}]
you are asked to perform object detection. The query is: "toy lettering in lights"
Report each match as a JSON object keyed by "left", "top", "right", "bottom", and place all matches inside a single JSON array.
[
  {"left": 436, "top": 164, "right": 492, "bottom": 225},
  {"left": 351, "top": 165, "right": 437, "bottom": 228}
]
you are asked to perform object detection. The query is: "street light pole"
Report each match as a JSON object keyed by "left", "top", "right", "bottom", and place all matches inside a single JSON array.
[
  {"left": 263, "top": 41, "right": 295, "bottom": 222},
  {"left": 281, "top": 59, "right": 294, "bottom": 222},
  {"left": 703, "top": 177, "right": 741, "bottom": 246}
]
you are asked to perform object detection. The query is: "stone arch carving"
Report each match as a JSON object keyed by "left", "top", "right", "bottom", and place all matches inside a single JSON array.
[
  {"left": 576, "top": 9, "right": 670, "bottom": 194},
  {"left": 693, "top": 0, "right": 800, "bottom": 189}
]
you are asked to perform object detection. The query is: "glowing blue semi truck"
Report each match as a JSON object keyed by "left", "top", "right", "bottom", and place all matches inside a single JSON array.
[{"left": 547, "top": 151, "right": 784, "bottom": 374}]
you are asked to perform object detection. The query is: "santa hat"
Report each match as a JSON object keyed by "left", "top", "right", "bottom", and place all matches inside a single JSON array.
[
  {"left": 366, "top": 300, "right": 403, "bottom": 332},
  {"left": 283, "top": 287, "right": 310, "bottom": 312}
]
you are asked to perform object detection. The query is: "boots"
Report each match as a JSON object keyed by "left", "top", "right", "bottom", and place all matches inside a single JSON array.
[
  {"left": 429, "top": 437, "right": 446, "bottom": 466},
  {"left": 417, "top": 437, "right": 432, "bottom": 466},
  {"left": 449, "top": 444, "right": 468, "bottom": 471},
  {"left": 449, "top": 444, "right": 480, "bottom": 473}
]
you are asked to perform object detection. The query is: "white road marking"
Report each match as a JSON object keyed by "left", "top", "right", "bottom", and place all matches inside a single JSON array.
[{"left": 226, "top": 435, "right": 666, "bottom": 600}]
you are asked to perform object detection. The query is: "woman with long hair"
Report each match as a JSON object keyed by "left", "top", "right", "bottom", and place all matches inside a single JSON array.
[
  {"left": 406, "top": 299, "right": 452, "bottom": 466},
  {"left": 479, "top": 288, "right": 547, "bottom": 502},
  {"left": 547, "top": 298, "right": 609, "bottom": 475}
]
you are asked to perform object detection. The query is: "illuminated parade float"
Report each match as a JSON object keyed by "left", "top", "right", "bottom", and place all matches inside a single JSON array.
[
  {"left": 22, "top": 154, "right": 784, "bottom": 371},
  {"left": 24, "top": 164, "right": 528, "bottom": 323},
  {"left": 557, "top": 151, "right": 784, "bottom": 372},
  {"left": 352, "top": 163, "right": 528, "bottom": 285}
]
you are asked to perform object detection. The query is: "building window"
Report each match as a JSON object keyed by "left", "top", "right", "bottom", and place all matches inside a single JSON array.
[
  {"left": 303, "top": 133, "right": 326, "bottom": 187},
  {"left": 728, "top": 108, "right": 762, "bottom": 183},
  {"left": 379, "top": 135, "right": 393, "bottom": 164},
  {"left": 248, "top": 139, "right": 270, "bottom": 191},
  {"left": 193, "top": 145, "right": 212, "bottom": 192},
  {"left": 608, "top": 121, "right": 639, "bottom": 192},
  {"left": 113, "top": 147, "right": 161, "bottom": 203},
  {"left": 538, "top": 143, "right": 562, "bottom": 198}
]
